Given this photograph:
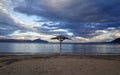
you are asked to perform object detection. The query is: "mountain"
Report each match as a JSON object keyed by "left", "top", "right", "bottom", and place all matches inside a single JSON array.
[
  {"left": 0, "top": 39, "right": 48, "bottom": 43},
  {"left": 111, "top": 38, "right": 120, "bottom": 44},
  {"left": 32, "top": 39, "right": 48, "bottom": 43}
]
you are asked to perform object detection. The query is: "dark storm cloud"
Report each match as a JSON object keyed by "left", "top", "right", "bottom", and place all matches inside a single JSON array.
[
  {"left": 33, "top": 21, "right": 120, "bottom": 38},
  {"left": 53, "top": 22, "right": 120, "bottom": 37},
  {"left": 14, "top": 0, "right": 120, "bottom": 38},
  {"left": 14, "top": 0, "right": 120, "bottom": 22}
]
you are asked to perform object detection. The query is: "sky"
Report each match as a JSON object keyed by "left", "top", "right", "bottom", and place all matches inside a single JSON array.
[{"left": 0, "top": 0, "right": 120, "bottom": 43}]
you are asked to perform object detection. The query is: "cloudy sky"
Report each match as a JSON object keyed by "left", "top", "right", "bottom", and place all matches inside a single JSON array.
[{"left": 0, "top": 0, "right": 120, "bottom": 42}]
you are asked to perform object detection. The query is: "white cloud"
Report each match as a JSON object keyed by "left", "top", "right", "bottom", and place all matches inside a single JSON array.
[
  {"left": 52, "top": 29, "right": 68, "bottom": 32},
  {"left": 0, "top": 36, "right": 6, "bottom": 39},
  {"left": 75, "top": 36, "right": 90, "bottom": 42}
]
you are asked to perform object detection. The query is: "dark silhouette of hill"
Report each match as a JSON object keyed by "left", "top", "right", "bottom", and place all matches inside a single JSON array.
[
  {"left": 111, "top": 38, "right": 120, "bottom": 44},
  {"left": 1, "top": 38, "right": 120, "bottom": 44},
  {"left": 0, "top": 39, "right": 48, "bottom": 43},
  {"left": 32, "top": 39, "right": 48, "bottom": 43}
]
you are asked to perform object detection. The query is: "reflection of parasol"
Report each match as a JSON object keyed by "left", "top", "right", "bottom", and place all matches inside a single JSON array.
[{"left": 51, "top": 35, "right": 71, "bottom": 53}]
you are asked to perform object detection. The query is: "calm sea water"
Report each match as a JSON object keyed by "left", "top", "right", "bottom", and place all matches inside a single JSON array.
[{"left": 0, "top": 43, "right": 120, "bottom": 55}]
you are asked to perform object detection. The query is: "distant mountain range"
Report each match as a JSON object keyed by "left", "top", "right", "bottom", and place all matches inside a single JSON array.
[
  {"left": 85, "top": 38, "right": 120, "bottom": 44},
  {"left": 0, "top": 39, "right": 48, "bottom": 43},
  {"left": 111, "top": 38, "right": 120, "bottom": 44},
  {"left": 0, "top": 38, "right": 120, "bottom": 44}
]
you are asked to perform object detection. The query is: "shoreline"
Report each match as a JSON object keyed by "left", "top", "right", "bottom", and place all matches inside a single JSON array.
[{"left": 0, "top": 52, "right": 120, "bottom": 55}]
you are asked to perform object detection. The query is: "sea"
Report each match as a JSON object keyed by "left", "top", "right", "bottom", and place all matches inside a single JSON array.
[{"left": 0, "top": 43, "right": 120, "bottom": 55}]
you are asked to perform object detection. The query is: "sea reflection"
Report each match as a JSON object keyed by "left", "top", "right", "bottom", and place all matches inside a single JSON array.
[
  {"left": 0, "top": 43, "right": 120, "bottom": 55},
  {"left": 11, "top": 43, "right": 57, "bottom": 54}
]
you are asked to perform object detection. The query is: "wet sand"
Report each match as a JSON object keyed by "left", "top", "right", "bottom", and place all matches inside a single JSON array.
[{"left": 0, "top": 55, "right": 120, "bottom": 75}]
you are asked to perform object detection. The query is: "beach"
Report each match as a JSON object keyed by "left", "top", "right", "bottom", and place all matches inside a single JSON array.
[{"left": 0, "top": 55, "right": 120, "bottom": 75}]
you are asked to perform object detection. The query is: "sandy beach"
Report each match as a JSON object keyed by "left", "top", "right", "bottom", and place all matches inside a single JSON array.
[{"left": 0, "top": 55, "right": 120, "bottom": 75}]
